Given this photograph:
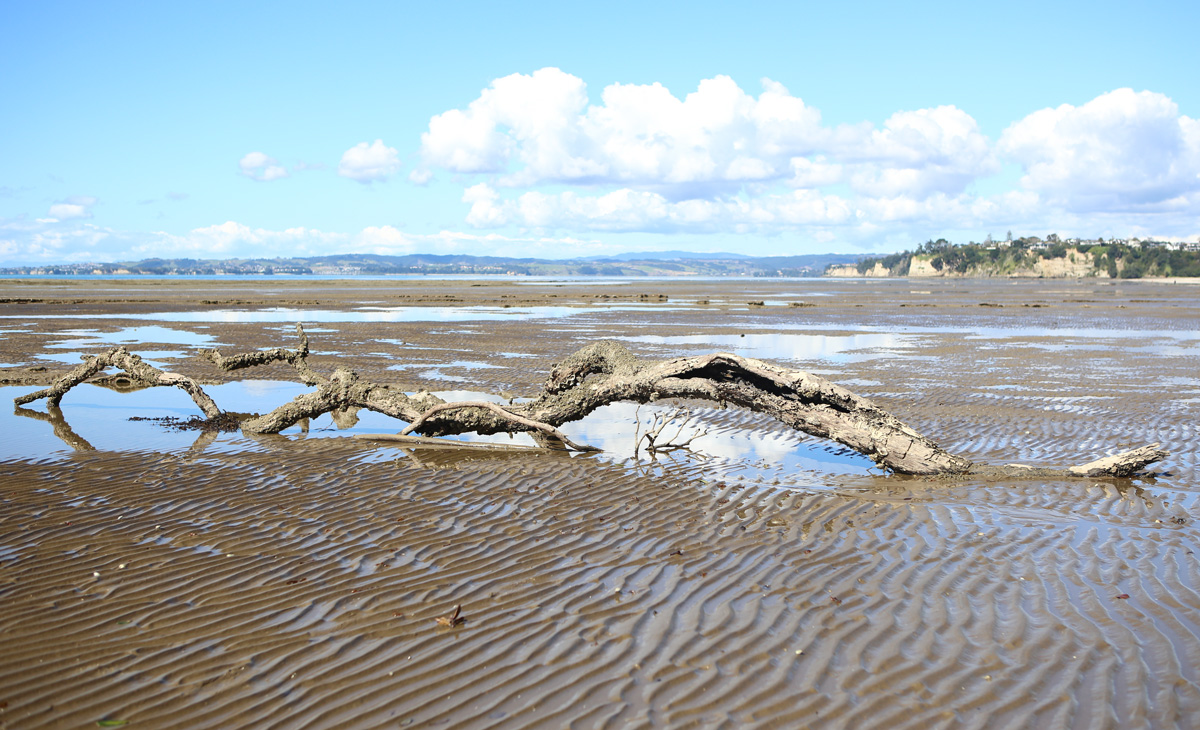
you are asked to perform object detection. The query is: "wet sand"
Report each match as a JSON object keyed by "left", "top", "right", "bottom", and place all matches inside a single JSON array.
[{"left": 1, "top": 277, "right": 1199, "bottom": 728}]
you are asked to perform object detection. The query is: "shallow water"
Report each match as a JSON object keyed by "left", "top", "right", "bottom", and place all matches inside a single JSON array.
[
  {"left": 0, "top": 304, "right": 676, "bottom": 323},
  {"left": 2, "top": 382, "right": 874, "bottom": 486},
  {"left": 43, "top": 325, "right": 224, "bottom": 348},
  {"left": 619, "top": 332, "right": 922, "bottom": 364}
]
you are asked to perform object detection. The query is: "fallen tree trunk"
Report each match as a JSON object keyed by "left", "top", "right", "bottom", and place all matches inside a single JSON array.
[{"left": 13, "top": 328, "right": 1169, "bottom": 477}]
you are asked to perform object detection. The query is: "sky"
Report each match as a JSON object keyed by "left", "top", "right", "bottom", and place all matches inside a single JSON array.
[{"left": 1, "top": 0, "right": 1198, "bottom": 265}]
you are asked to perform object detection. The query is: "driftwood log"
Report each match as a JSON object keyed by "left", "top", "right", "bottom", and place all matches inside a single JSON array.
[{"left": 14, "top": 324, "right": 1168, "bottom": 477}]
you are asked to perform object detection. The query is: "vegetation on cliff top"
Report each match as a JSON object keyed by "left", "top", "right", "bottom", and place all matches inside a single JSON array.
[{"left": 851, "top": 236, "right": 1200, "bottom": 278}]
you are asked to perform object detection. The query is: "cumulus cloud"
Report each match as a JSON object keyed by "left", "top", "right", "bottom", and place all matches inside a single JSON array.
[
  {"left": 48, "top": 204, "right": 90, "bottom": 220},
  {"left": 0, "top": 212, "right": 614, "bottom": 266},
  {"left": 418, "top": 69, "right": 828, "bottom": 195},
  {"left": 416, "top": 68, "right": 995, "bottom": 203},
  {"left": 999, "top": 88, "right": 1200, "bottom": 212},
  {"left": 414, "top": 72, "right": 1198, "bottom": 242},
  {"left": 155, "top": 221, "right": 348, "bottom": 255},
  {"left": 841, "top": 106, "right": 997, "bottom": 197},
  {"left": 0, "top": 216, "right": 123, "bottom": 263},
  {"left": 355, "top": 225, "right": 415, "bottom": 253},
  {"left": 465, "top": 185, "right": 864, "bottom": 233},
  {"left": 463, "top": 183, "right": 507, "bottom": 227},
  {"left": 338, "top": 140, "right": 402, "bottom": 183},
  {"left": 239, "top": 152, "right": 289, "bottom": 182},
  {"left": 47, "top": 195, "right": 98, "bottom": 221}
]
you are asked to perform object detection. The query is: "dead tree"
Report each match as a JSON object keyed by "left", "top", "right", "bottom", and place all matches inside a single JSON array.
[{"left": 13, "top": 325, "right": 1168, "bottom": 477}]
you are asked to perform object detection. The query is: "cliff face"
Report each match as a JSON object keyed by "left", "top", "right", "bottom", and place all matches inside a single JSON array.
[
  {"left": 1022, "top": 251, "right": 1103, "bottom": 278},
  {"left": 827, "top": 263, "right": 891, "bottom": 277},
  {"left": 835, "top": 248, "right": 1107, "bottom": 278},
  {"left": 907, "top": 257, "right": 940, "bottom": 276}
]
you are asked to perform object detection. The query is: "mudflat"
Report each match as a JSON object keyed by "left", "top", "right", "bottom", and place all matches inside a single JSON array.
[{"left": 1, "top": 276, "right": 1198, "bottom": 728}]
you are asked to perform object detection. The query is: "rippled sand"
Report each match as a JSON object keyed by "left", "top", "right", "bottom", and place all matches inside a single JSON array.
[{"left": 1, "top": 277, "right": 1198, "bottom": 728}]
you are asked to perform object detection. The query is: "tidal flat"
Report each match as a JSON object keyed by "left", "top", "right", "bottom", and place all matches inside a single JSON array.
[{"left": 1, "top": 276, "right": 1198, "bottom": 728}]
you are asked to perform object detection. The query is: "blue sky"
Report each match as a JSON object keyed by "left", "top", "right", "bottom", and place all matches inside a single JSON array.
[{"left": 2, "top": 0, "right": 1198, "bottom": 264}]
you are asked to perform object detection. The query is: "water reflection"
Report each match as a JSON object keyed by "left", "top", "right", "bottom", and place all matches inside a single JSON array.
[
  {"left": 2, "top": 382, "right": 875, "bottom": 485},
  {"left": 13, "top": 402, "right": 96, "bottom": 452},
  {"left": 45, "top": 325, "right": 221, "bottom": 348}
]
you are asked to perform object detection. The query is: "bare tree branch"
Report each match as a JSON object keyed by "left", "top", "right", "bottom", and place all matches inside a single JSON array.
[
  {"left": 200, "top": 323, "right": 326, "bottom": 386},
  {"left": 14, "top": 347, "right": 221, "bottom": 418}
]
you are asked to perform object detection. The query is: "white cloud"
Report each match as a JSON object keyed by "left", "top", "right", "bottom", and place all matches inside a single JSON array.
[
  {"left": 161, "top": 221, "right": 349, "bottom": 255},
  {"left": 467, "top": 187, "right": 863, "bottom": 233},
  {"left": 416, "top": 73, "right": 1199, "bottom": 242},
  {"left": 48, "top": 204, "right": 90, "bottom": 220},
  {"left": 355, "top": 225, "right": 415, "bottom": 254},
  {"left": 239, "top": 152, "right": 289, "bottom": 182},
  {"left": 46, "top": 195, "right": 98, "bottom": 221},
  {"left": 462, "top": 183, "right": 508, "bottom": 227},
  {"left": 338, "top": 140, "right": 402, "bottom": 183},
  {"left": 999, "top": 88, "right": 1200, "bottom": 212},
  {"left": 419, "top": 69, "right": 828, "bottom": 194},
  {"left": 417, "top": 69, "right": 997, "bottom": 203},
  {"left": 841, "top": 106, "right": 997, "bottom": 197}
]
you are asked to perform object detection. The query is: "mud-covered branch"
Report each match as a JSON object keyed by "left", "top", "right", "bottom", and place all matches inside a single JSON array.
[
  {"left": 14, "top": 347, "right": 221, "bottom": 418},
  {"left": 523, "top": 345, "right": 973, "bottom": 475},
  {"left": 11, "top": 331, "right": 1169, "bottom": 478},
  {"left": 200, "top": 323, "right": 326, "bottom": 386},
  {"left": 400, "top": 400, "right": 599, "bottom": 452}
]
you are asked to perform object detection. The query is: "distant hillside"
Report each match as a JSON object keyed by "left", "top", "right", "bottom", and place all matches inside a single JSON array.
[
  {"left": 826, "top": 237, "right": 1200, "bottom": 279},
  {"left": 2, "top": 251, "right": 864, "bottom": 277},
  {"left": 586, "top": 250, "right": 753, "bottom": 261}
]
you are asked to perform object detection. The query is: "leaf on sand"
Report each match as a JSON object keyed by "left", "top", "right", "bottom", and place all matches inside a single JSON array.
[
  {"left": 434, "top": 604, "right": 465, "bottom": 628},
  {"left": 98, "top": 721, "right": 129, "bottom": 727}
]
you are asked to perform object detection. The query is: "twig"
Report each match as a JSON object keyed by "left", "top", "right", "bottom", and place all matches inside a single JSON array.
[{"left": 635, "top": 406, "right": 709, "bottom": 455}]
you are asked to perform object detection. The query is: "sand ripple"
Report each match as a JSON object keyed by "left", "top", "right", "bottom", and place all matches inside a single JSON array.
[{"left": 1, "top": 437, "right": 1198, "bottom": 729}]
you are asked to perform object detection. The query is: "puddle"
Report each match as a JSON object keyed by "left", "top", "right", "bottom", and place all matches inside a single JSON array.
[
  {"left": 619, "top": 332, "right": 921, "bottom": 364},
  {"left": 413, "top": 369, "right": 467, "bottom": 382},
  {"left": 555, "top": 401, "right": 875, "bottom": 479},
  {"left": 45, "top": 325, "right": 221, "bottom": 348},
  {"left": 1, "top": 384, "right": 874, "bottom": 485}
]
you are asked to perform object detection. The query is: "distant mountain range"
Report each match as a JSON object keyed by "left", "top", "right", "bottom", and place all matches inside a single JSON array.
[{"left": 2, "top": 251, "right": 865, "bottom": 277}]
